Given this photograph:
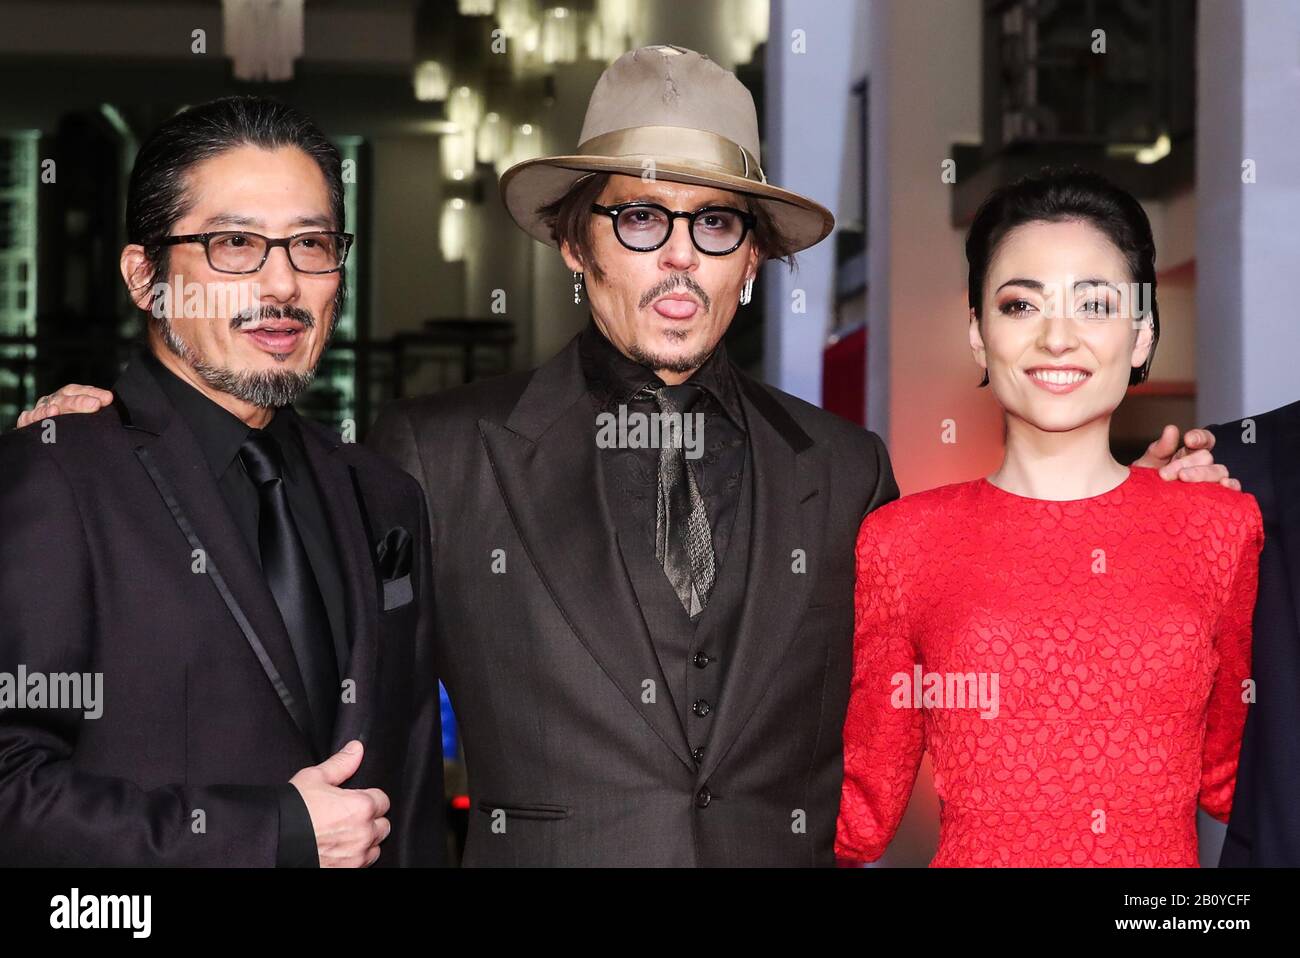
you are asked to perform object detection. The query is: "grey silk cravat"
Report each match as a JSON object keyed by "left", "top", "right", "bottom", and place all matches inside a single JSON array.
[{"left": 649, "top": 383, "right": 716, "bottom": 617}]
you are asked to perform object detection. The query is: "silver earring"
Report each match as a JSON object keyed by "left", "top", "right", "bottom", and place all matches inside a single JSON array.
[
  {"left": 573, "top": 271, "right": 584, "bottom": 305},
  {"left": 739, "top": 276, "right": 754, "bottom": 306}
]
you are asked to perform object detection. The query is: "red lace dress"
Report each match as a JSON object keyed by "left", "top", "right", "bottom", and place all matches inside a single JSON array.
[{"left": 835, "top": 466, "right": 1262, "bottom": 867}]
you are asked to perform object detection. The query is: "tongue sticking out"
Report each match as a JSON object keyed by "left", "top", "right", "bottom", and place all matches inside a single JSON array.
[{"left": 653, "top": 298, "right": 698, "bottom": 319}]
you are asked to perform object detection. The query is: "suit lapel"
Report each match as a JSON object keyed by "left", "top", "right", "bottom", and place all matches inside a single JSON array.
[
  {"left": 294, "top": 415, "right": 381, "bottom": 753},
  {"left": 697, "top": 374, "right": 826, "bottom": 784},
  {"left": 479, "top": 338, "right": 694, "bottom": 770},
  {"left": 113, "top": 358, "right": 317, "bottom": 752}
]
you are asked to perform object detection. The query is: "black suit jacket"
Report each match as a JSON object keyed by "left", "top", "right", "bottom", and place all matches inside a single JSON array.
[
  {"left": 0, "top": 355, "right": 444, "bottom": 866},
  {"left": 369, "top": 333, "right": 898, "bottom": 866},
  {"left": 1210, "top": 400, "right": 1300, "bottom": 866}
]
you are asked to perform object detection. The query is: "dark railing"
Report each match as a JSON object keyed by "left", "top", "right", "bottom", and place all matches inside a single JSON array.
[
  {"left": 0, "top": 318, "right": 515, "bottom": 439},
  {"left": 953, "top": 0, "right": 1197, "bottom": 224}
]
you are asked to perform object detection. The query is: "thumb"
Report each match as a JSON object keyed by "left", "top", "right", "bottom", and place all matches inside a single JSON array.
[
  {"left": 316, "top": 739, "right": 364, "bottom": 786},
  {"left": 1148, "top": 423, "right": 1180, "bottom": 461},
  {"left": 1132, "top": 424, "right": 1180, "bottom": 469}
]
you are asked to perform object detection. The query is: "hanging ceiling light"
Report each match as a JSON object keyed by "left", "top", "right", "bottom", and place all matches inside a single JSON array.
[
  {"left": 498, "top": 0, "right": 540, "bottom": 37},
  {"left": 447, "top": 86, "right": 484, "bottom": 130},
  {"left": 457, "top": 0, "right": 496, "bottom": 14},
  {"left": 586, "top": 0, "right": 637, "bottom": 61},
  {"left": 497, "top": 0, "right": 543, "bottom": 75},
  {"left": 584, "top": 19, "right": 624, "bottom": 62},
  {"left": 413, "top": 60, "right": 450, "bottom": 102},
  {"left": 541, "top": 7, "right": 578, "bottom": 65},
  {"left": 441, "top": 198, "right": 469, "bottom": 262},
  {"left": 441, "top": 130, "right": 476, "bottom": 181},
  {"left": 221, "top": 0, "right": 305, "bottom": 82},
  {"left": 495, "top": 122, "right": 542, "bottom": 177},
  {"left": 598, "top": 0, "right": 635, "bottom": 36},
  {"left": 726, "top": 0, "right": 769, "bottom": 64},
  {"left": 476, "top": 112, "right": 509, "bottom": 165},
  {"left": 514, "top": 122, "right": 541, "bottom": 153}
]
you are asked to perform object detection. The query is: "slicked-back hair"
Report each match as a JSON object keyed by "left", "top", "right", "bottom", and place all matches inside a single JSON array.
[{"left": 126, "top": 95, "right": 346, "bottom": 313}]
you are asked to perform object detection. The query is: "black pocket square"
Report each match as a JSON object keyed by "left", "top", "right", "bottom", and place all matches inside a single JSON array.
[{"left": 375, "top": 525, "right": 413, "bottom": 581}]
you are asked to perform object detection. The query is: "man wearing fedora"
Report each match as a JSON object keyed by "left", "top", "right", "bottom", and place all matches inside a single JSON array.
[{"left": 368, "top": 44, "right": 887, "bottom": 866}]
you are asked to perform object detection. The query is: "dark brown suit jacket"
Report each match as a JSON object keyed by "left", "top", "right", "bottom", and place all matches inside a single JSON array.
[{"left": 370, "top": 332, "right": 897, "bottom": 865}]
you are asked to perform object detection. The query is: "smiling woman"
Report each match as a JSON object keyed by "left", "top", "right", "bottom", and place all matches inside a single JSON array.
[
  {"left": 834, "top": 167, "right": 1265, "bottom": 868},
  {"left": 961, "top": 169, "right": 1163, "bottom": 497},
  {"left": 966, "top": 166, "right": 1162, "bottom": 391}
]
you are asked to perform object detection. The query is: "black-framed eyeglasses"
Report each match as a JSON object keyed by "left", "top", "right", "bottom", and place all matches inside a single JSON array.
[
  {"left": 591, "top": 202, "right": 755, "bottom": 256},
  {"left": 155, "top": 230, "right": 355, "bottom": 274}
]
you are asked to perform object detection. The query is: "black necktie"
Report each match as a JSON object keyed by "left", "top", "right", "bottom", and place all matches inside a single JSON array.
[
  {"left": 239, "top": 429, "right": 338, "bottom": 755},
  {"left": 650, "top": 384, "right": 716, "bottom": 617}
]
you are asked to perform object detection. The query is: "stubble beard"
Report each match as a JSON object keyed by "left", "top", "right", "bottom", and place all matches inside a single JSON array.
[{"left": 627, "top": 330, "right": 718, "bottom": 375}]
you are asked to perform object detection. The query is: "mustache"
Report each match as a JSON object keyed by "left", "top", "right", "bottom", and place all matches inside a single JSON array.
[
  {"left": 230, "top": 304, "right": 317, "bottom": 329},
  {"left": 638, "top": 273, "right": 711, "bottom": 312}
]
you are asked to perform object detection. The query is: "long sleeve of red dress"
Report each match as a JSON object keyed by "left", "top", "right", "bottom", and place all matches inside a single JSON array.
[
  {"left": 835, "top": 466, "right": 1263, "bottom": 867},
  {"left": 835, "top": 501, "right": 926, "bottom": 863},
  {"left": 1198, "top": 509, "right": 1262, "bottom": 822}
]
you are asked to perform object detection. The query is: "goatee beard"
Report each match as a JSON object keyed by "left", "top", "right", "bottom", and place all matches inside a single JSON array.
[{"left": 156, "top": 306, "right": 329, "bottom": 409}]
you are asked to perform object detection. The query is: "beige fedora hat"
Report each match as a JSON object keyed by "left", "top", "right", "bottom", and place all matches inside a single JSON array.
[{"left": 499, "top": 44, "right": 834, "bottom": 254}]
